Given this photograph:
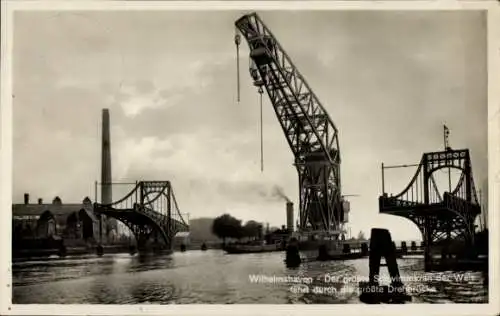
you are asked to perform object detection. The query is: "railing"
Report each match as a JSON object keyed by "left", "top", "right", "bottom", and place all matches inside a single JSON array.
[
  {"left": 443, "top": 193, "right": 480, "bottom": 215},
  {"left": 380, "top": 196, "right": 422, "bottom": 209}
]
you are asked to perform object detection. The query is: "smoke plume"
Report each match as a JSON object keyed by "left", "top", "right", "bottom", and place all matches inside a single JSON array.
[{"left": 272, "top": 185, "right": 291, "bottom": 203}]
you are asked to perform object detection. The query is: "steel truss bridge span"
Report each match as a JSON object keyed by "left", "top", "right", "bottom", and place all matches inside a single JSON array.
[
  {"left": 379, "top": 149, "right": 481, "bottom": 266},
  {"left": 94, "top": 181, "right": 189, "bottom": 251}
]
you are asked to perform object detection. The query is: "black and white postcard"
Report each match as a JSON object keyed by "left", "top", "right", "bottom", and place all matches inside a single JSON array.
[{"left": 1, "top": 1, "right": 499, "bottom": 315}]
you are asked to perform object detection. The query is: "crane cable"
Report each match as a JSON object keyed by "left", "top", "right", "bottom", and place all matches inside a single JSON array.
[
  {"left": 235, "top": 30, "right": 241, "bottom": 103},
  {"left": 235, "top": 29, "right": 264, "bottom": 172},
  {"left": 258, "top": 86, "right": 264, "bottom": 172}
]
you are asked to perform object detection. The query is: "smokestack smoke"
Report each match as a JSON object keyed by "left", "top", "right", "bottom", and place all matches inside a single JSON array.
[{"left": 273, "top": 185, "right": 291, "bottom": 203}]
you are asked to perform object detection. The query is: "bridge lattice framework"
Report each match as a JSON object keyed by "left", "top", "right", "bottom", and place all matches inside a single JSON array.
[
  {"left": 379, "top": 149, "right": 481, "bottom": 266},
  {"left": 94, "top": 181, "right": 189, "bottom": 251}
]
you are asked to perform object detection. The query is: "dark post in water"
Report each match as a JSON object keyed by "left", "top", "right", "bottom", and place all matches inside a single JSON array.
[{"left": 359, "top": 228, "right": 411, "bottom": 304}]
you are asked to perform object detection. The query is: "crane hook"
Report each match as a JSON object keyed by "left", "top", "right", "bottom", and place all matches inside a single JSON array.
[{"left": 234, "top": 33, "right": 241, "bottom": 46}]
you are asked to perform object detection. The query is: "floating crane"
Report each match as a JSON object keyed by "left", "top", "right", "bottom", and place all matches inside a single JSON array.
[{"left": 235, "top": 13, "right": 349, "bottom": 238}]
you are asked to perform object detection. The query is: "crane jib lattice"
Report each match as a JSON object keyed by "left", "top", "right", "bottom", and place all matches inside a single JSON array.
[{"left": 235, "top": 13, "right": 348, "bottom": 235}]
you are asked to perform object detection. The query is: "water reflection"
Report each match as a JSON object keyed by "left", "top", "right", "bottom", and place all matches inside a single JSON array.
[{"left": 12, "top": 250, "right": 488, "bottom": 304}]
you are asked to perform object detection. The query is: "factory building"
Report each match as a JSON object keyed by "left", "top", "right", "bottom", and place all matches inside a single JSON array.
[{"left": 12, "top": 194, "right": 113, "bottom": 245}]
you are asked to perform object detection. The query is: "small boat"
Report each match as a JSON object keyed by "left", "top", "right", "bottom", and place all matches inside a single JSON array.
[{"left": 223, "top": 242, "right": 282, "bottom": 254}]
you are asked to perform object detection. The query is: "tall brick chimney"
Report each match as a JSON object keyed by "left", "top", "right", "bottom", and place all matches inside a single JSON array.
[
  {"left": 101, "top": 109, "right": 112, "bottom": 205},
  {"left": 101, "top": 109, "right": 117, "bottom": 239}
]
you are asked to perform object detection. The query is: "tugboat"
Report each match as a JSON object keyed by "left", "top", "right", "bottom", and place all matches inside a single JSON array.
[
  {"left": 223, "top": 226, "right": 288, "bottom": 254},
  {"left": 282, "top": 195, "right": 368, "bottom": 262},
  {"left": 290, "top": 230, "right": 369, "bottom": 262}
]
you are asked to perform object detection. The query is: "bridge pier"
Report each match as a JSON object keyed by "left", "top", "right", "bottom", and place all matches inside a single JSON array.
[{"left": 134, "top": 232, "right": 171, "bottom": 254}]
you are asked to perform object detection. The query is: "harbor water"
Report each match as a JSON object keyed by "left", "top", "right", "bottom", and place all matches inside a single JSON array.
[{"left": 12, "top": 250, "right": 487, "bottom": 304}]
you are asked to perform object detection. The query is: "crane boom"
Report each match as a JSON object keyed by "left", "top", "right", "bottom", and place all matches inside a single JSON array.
[{"left": 235, "top": 13, "right": 346, "bottom": 236}]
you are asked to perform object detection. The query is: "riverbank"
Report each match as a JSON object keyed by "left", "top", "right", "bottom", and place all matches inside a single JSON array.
[
  {"left": 13, "top": 241, "right": 224, "bottom": 260},
  {"left": 13, "top": 244, "right": 136, "bottom": 260}
]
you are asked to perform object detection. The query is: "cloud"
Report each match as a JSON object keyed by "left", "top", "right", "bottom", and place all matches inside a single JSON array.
[
  {"left": 117, "top": 85, "right": 174, "bottom": 118},
  {"left": 11, "top": 11, "right": 487, "bottom": 241},
  {"left": 113, "top": 61, "right": 219, "bottom": 118}
]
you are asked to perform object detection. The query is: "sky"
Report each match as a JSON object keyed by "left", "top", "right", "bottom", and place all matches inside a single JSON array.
[{"left": 12, "top": 10, "right": 488, "bottom": 241}]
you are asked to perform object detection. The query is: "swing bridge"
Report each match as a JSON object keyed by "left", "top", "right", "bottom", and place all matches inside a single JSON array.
[
  {"left": 379, "top": 148, "right": 482, "bottom": 267},
  {"left": 94, "top": 181, "right": 189, "bottom": 251}
]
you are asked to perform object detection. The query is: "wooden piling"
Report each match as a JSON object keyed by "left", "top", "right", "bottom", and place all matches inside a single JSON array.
[
  {"left": 361, "top": 243, "right": 369, "bottom": 256},
  {"left": 342, "top": 243, "right": 351, "bottom": 254},
  {"left": 317, "top": 243, "right": 329, "bottom": 261},
  {"left": 359, "top": 228, "right": 411, "bottom": 304},
  {"left": 96, "top": 244, "right": 104, "bottom": 256},
  {"left": 285, "top": 237, "right": 301, "bottom": 268},
  {"left": 401, "top": 241, "right": 407, "bottom": 255}
]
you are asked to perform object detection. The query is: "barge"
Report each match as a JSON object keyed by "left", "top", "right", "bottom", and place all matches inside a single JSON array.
[{"left": 223, "top": 242, "right": 283, "bottom": 254}]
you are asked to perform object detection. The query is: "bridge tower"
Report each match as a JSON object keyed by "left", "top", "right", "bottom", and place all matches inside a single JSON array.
[{"left": 379, "top": 148, "right": 481, "bottom": 270}]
